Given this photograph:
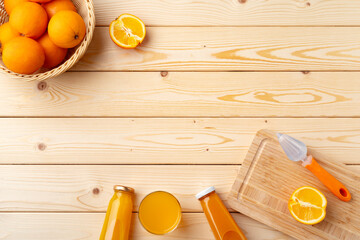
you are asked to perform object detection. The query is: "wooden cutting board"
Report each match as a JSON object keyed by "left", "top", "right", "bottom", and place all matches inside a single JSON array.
[{"left": 228, "top": 129, "right": 360, "bottom": 240}]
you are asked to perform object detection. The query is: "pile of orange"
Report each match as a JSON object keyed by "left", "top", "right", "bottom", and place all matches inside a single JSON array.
[{"left": 0, "top": 0, "right": 86, "bottom": 74}]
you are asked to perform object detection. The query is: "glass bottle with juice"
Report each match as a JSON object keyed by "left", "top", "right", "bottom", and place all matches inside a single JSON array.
[
  {"left": 196, "top": 186, "right": 247, "bottom": 240},
  {"left": 100, "top": 185, "right": 134, "bottom": 240}
]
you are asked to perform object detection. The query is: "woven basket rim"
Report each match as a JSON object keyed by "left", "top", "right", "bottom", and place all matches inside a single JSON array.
[{"left": 0, "top": 0, "right": 95, "bottom": 81}]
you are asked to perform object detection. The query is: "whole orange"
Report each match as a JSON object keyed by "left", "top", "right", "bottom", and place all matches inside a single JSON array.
[
  {"left": 0, "top": 22, "right": 20, "bottom": 52},
  {"left": 4, "top": 0, "right": 28, "bottom": 15},
  {"left": 29, "top": 0, "right": 52, "bottom": 2},
  {"left": 48, "top": 10, "right": 85, "bottom": 48},
  {"left": 43, "top": 0, "right": 76, "bottom": 19},
  {"left": 3, "top": 37, "right": 45, "bottom": 74},
  {"left": 38, "top": 33, "right": 68, "bottom": 68},
  {"left": 9, "top": 2, "right": 48, "bottom": 39}
]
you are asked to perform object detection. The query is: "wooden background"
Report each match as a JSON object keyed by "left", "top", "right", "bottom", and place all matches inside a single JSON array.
[{"left": 1, "top": 0, "right": 360, "bottom": 239}]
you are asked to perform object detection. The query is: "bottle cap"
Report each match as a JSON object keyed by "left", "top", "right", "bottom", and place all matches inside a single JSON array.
[
  {"left": 196, "top": 186, "right": 215, "bottom": 200},
  {"left": 113, "top": 185, "right": 134, "bottom": 193}
]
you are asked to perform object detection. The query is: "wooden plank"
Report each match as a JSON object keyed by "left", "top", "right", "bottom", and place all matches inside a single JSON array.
[
  {"left": 73, "top": 27, "right": 360, "bottom": 71},
  {"left": 93, "top": 0, "right": 360, "bottom": 26},
  {"left": 0, "top": 165, "right": 236, "bottom": 212},
  {"left": 0, "top": 213, "right": 294, "bottom": 240},
  {"left": 1, "top": 118, "right": 360, "bottom": 164},
  {"left": 0, "top": 165, "right": 358, "bottom": 212},
  {"left": 2, "top": 72, "right": 360, "bottom": 117}
]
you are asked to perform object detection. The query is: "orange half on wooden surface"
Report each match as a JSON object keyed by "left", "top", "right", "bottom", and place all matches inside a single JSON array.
[
  {"left": 109, "top": 14, "right": 146, "bottom": 49},
  {"left": 288, "top": 186, "right": 327, "bottom": 225}
]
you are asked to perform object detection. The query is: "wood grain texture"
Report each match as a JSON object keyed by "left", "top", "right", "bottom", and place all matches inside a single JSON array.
[
  {"left": 2, "top": 1, "right": 360, "bottom": 239},
  {"left": 2, "top": 72, "right": 360, "bottom": 117},
  {"left": 228, "top": 130, "right": 360, "bottom": 240},
  {"left": 0, "top": 165, "right": 358, "bottom": 212},
  {"left": 73, "top": 27, "right": 360, "bottom": 71},
  {"left": 93, "top": 0, "right": 360, "bottom": 26},
  {"left": 2, "top": 118, "right": 360, "bottom": 164},
  {"left": 0, "top": 165, "right": 237, "bottom": 212},
  {"left": 0, "top": 213, "right": 294, "bottom": 240}
]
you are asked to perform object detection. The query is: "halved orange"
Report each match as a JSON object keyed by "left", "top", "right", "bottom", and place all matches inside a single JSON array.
[
  {"left": 109, "top": 14, "right": 146, "bottom": 49},
  {"left": 288, "top": 186, "right": 327, "bottom": 225}
]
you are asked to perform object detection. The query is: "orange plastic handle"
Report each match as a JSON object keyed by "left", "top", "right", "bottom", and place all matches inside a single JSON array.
[{"left": 305, "top": 157, "right": 351, "bottom": 202}]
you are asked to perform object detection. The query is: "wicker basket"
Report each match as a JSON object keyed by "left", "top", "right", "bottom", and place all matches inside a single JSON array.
[{"left": 0, "top": 0, "right": 95, "bottom": 81}]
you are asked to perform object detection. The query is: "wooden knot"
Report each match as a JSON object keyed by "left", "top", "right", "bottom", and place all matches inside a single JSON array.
[
  {"left": 239, "top": 0, "right": 246, "bottom": 3},
  {"left": 306, "top": 2, "right": 311, "bottom": 6},
  {"left": 92, "top": 188, "right": 100, "bottom": 195},
  {"left": 37, "top": 81, "right": 47, "bottom": 91},
  {"left": 37, "top": 143, "right": 46, "bottom": 151},
  {"left": 302, "top": 71, "right": 310, "bottom": 75},
  {"left": 160, "top": 71, "right": 168, "bottom": 77}
]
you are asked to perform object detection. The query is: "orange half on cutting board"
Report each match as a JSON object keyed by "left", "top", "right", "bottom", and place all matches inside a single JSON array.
[
  {"left": 288, "top": 186, "right": 327, "bottom": 225},
  {"left": 109, "top": 14, "right": 146, "bottom": 49}
]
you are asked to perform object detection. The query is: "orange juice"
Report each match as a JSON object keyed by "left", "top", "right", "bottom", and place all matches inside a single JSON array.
[
  {"left": 197, "top": 187, "right": 247, "bottom": 240},
  {"left": 138, "top": 191, "right": 182, "bottom": 235},
  {"left": 100, "top": 185, "right": 134, "bottom": 240}
]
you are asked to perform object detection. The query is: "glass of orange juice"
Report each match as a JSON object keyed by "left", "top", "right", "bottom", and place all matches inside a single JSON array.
[{"left": 138, "top": 191, "right": 182, "bottom": 235}]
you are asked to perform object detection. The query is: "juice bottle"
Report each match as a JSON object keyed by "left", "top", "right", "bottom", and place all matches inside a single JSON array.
[
  {"left": 138, "top": 191, "right": 182, "bottom": 235},
  {"left": 100, "top": 185, "right": 134, "bottom": 240},
  {"left": 196, "top": 187, "right": 247, "bottom": 240}
]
